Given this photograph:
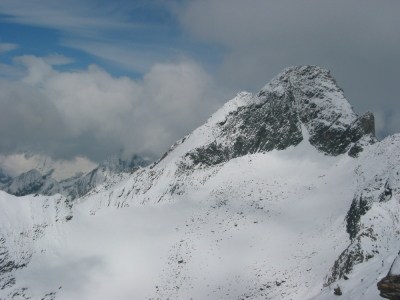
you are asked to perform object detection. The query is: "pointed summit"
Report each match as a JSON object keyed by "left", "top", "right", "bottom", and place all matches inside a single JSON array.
[
  {"left": 185, "top": 66, "right": 375, "bottom": 167},
  {"left": 260, "top": 66, "right": 375, "bottom": 155}
]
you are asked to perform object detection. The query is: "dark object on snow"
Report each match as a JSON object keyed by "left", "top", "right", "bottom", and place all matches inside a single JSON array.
[
  {"left": 378, "top": 275, "right": 400, "bottom": 299},
  {"left": 377, "top": 254, "right": 400, "bottom": 300},
  {"left": 334, "top": 286, "right": 342, "bottom": 296}
]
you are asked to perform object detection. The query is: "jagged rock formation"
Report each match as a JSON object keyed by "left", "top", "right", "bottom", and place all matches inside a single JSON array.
[{"left": 186, "top": 66, "right": 375, "bottom": 168}]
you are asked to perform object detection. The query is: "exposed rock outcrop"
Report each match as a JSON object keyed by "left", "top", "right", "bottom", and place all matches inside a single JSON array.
[
  {"left": 186, "top": 66, "right": 376, "bottom": 167},
  {"left": 378, "top": 275, "right": 400, "bottom": 300},
  {"left": 378, "top": 254, "right": 400, "bottom": 299}
]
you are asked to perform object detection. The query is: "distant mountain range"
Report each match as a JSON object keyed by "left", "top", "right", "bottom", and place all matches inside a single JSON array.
[{"left": 0, "top": 154, "right": 150, "bottom": 199}]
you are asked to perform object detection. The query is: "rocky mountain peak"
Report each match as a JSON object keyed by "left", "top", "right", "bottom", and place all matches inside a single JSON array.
[
  {"left": 262, "top": 65, "right": 376, "bottom": 155},
  {"left": 185, "top": 66, "right": 375, "bottom": 167}
]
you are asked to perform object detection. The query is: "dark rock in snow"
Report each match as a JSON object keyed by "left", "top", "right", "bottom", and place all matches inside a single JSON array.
[
  {"left": 378, "top": 275, "right": 400, "bottom": 300},
  {"left": 326, "top": 227, "right": 378, "bottom": 285},
  {"left": 346, "top": 196, "right": 370, "bottom": 240},
  {"left": 334, "top": 286, "right": 342, "bottom": 296},
  {"left": 378, "top": 254, "right": 400, "bottom": 300}
]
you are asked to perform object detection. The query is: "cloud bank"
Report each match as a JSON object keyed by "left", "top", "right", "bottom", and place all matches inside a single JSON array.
[
  {"left": 0, "top": 153, "right": 97, "bottom": 180},
  {"left": 0, "top": 55, "right": 223, "bottom": 162}
]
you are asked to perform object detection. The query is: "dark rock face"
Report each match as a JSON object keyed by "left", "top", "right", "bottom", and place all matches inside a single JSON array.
[
  {"left": 346, "top": 196, "right": 370, "bottom": 240},
  {"left": 187, "top": 142, "right": 231, "bottom": 167},
  {"left": 325, "top": 228, "right": 378, "bottom": 285},
  {"left": 328, "top": 175, "right": 391, "bottom": 285},
  {"left": 378, "top": 254, "right": 400, "bottom": 299},
  {"left": 224, "top": 86, "right": 303, "bottom": 155},
  {"left": 309, "top": 111, "right": 374, "bottom": 157},
  {"left": 379, "top": 181, "right": 393, "bottom": 202},
  {"left": 378, "top": 275, "right": 400, "bottom": 299},
  {"left": 345, "top": 179, "right": 394, "bottom": 242},
  {"left": 262, "top": 66, "right": 375, "bottom": 157},
  {"left": 0, "top": 236, "right": 29, "bottom": 290},
  {"left": 326, "top": 242, "right": 363, "bottom": 286},
  {"left": 187, "top": 66, "right": 375, "bottom": 167},
  {"left": 187, "top": 86, "right": 303, "bottom": 166}
]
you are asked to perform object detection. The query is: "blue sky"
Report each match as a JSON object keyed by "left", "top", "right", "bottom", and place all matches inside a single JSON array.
[
  {"left": 0, "top": 1, "right": 221, "bottom": 77},
  {"left": 1, "top": 0, "right": 400, "bottom": 170}
]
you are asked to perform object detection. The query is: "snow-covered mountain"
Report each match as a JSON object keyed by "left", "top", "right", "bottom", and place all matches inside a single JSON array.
[
  {"left": 0, "top": 154, "right": 149, "bottom": 199},
  {"left": 0, "top": 66, "right": 399, "bottom": 300},
  {"left": 0, "top": 169, "right": 58, "bottom": 197}
]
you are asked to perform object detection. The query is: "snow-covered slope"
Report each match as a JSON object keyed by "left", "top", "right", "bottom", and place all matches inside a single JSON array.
[{"left": 0, "top": 66, "right": 398, "bottom": 300}]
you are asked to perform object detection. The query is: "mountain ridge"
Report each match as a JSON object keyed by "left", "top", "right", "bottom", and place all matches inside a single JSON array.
[
  {"left": 154, "top": 65, "right": 375, "bottom": 174},
  {"left": 0, "top": 65, "right": 398, "bottom": 300},
  {"left": 0, "top": 154, "right": 150, "bottom": 199}
]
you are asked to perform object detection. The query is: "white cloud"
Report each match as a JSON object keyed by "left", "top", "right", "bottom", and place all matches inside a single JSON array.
[
  {"left": 43, "top": 54, "right": 75, "bottom": 66},
  {"left": 15, "top": 55, "right": 56, "bottom": 84},
  {"left": 127, "top": 60, "right": 223, "bottom": 154},
  {"left": 0, "top": 0, "right": 138, "bottom": 36},
  {"left": 0, "top": 42, "right": 18, "bottom": 53},
  {"left": 0, "top": 55, "right": 224, "bottom": 160},
  {"left": 61, "top": 38, "right": 174, "bottom": 73}
]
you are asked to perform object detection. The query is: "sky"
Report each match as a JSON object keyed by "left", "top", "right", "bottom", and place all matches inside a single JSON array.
[{"left": 0, "top": 0, "right": 399, "bottom": 174}]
